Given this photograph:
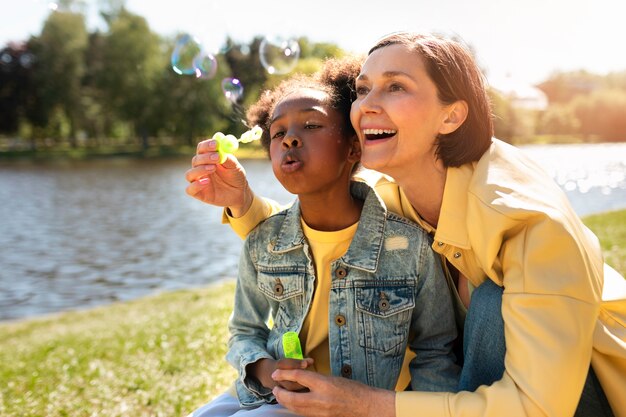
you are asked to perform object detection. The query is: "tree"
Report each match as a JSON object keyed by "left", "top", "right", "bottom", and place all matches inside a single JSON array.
[
  {"left": 0, "top": 43, "right": 36, "bottom": 136},
  {"left": 537, "top": 104, "right": 581, "bottom": 135},
  {"left": 571, "top": 89, "right": 626, "bottom": 141},
  {"left": 96, "top": 8, "right": 162, "bottom": 148},
  {"left": 31, "top": 9, "right": 88, "bottom": 144},
  {"left": 537, "top": 70, "right": 603, "bottom": 104}
]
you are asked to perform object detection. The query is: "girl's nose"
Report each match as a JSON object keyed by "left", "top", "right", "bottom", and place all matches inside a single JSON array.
[{"left": 281, "top": 134, "right": 301, "bottom": 149}]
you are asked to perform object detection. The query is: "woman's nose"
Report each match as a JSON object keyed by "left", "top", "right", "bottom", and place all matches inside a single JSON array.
[{"left": 356, "top": 91, "right": 382, "bottom": 114}]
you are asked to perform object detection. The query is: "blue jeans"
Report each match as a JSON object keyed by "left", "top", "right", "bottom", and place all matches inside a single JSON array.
[{"left": 459, "top": 279, "right": 614, "bottom": 417}]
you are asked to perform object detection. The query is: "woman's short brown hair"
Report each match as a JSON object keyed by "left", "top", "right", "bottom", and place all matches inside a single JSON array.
[{"left": 369, "top": 32, "right": 493, "bottom": 167}]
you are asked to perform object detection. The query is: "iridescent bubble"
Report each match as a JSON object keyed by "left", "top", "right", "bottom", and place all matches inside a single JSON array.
[
  {"left": 259, "top": 36, "right": 300, "bottom": 75},
  {"left": 193, "top": 51, "right": 217, "bottom": 79},
  {"left": 171, "top": 34, "right": 202, "bottom": 76},
  {"left": 221, "top": 78, "right": 244, "bottom": 103},
  {"left": 0, "top": 52, "right": 13, "bottom": 66},
  {"left": 19, "top": 53, "right": 35, "bottom": 68}
]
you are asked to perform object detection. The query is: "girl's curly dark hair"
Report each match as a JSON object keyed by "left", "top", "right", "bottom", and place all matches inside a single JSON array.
[{"left": 246, "top": 55, "right": 363, "bottom": 153}]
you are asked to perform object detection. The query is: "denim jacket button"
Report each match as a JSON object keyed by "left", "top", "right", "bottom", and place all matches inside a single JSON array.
[
  {"left": 335, "top": 267, "right": 348, "bottom": 279},
  {"left": 378, "top": 298, "right": 390, "bottom": 311},
  {"left": 334, "top": 315, "right": 346, "bottom": 326},
  {"left": 273, "top": 282, "right": 284, "bottom": 296},
  {"left": 341, "top": 364, "right": 352, "bottom": 378}
]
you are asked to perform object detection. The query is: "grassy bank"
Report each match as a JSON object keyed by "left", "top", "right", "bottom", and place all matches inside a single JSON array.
[{"left": 1, "top": 210, "right": 624, "bottom": 417}]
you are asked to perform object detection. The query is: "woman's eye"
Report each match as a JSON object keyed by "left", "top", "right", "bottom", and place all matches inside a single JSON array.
[
  {"left": 355, "top": 85, "right": 369, "bottom": 96},
  {"left": 389, "top": 83, "right": 404, "bottom": 92}
]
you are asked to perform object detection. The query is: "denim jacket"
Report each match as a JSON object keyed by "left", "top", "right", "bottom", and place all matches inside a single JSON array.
[{"left": 226, "top": 181, "right": 459, "bottom": 407}]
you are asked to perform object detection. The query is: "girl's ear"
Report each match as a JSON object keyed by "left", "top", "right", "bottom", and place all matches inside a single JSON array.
[
  {"left": 439, "top": 100, "right": 468, "bottom": 135},
  {"left": 347, "top": 134, "right": 361, "bottom": 163}
]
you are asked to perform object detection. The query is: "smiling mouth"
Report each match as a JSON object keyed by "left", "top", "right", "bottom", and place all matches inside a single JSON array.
[{"left": 362, "top": 128, "right": 397, "bottom": 140}]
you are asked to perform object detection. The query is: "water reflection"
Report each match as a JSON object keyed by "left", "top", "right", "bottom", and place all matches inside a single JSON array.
[
  {"left": 0, "top": 143, "right": 624, "bottom": 321},
  {"left": 521, "top": 143, "right": 626, "bottom": 215},
  {"left": 0, "top": 157, "right": 292, "bottom": 321}
]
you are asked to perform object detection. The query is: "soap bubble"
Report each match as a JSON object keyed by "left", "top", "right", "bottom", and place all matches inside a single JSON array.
[
  {"left": 221, "top": 78, "right": 244, "bottom": 103},
  {"left": 19, "top": 53, "right": 35, "bottom": 69},
  {"left": 259, "top": 36, "right": 300, "bottom": 75},
  {"left": 171, "top": 34, "right": 203, "bottom": 76},
  {"left": 192, "top": 51, "right": 217, "bottom": 79}
]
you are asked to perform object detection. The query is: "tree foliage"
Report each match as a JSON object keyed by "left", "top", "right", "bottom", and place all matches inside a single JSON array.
[{"left": 1, "top": 6, "right": 624, "bottom": 152}]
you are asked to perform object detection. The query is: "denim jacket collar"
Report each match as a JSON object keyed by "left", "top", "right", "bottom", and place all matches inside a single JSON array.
[{"left": 271, "top": 181, "right": 386, "bottom": 273}]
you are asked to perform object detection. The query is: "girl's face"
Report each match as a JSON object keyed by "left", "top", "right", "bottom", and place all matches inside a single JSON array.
[
  {"left": 269, "top": 88, "right": 359, "bottom": 196},
  {"left": 350, "top": 44, "right": 452, "bottom": 177}
]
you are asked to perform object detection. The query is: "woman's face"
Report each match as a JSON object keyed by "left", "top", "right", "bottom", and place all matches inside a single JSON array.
[{"left": 350, "top": 44, "right": 451, "bottom": 177}]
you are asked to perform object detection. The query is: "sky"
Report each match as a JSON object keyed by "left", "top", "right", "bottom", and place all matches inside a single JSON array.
[{"left": 3, "top": 0, "right": 626, "bottom": 90}]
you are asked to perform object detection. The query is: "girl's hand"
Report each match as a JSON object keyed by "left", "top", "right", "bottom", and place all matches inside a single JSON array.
[
  {"left": 185, "top": 138, "right": 253, "bottom": 217},
  {"left": 248, "top": 358, "right": 314, "bottom": 392}
]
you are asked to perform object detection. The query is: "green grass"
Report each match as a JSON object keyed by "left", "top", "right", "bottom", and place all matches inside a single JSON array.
[
  {"left": 583, "top": 209, "right": 626, "bottom": 276},
  {"left": 0, "top": 210, "right": 624, "bottom": 417},
  {"left": 0, "top": 282, "right": 237, "bottom": 417}
]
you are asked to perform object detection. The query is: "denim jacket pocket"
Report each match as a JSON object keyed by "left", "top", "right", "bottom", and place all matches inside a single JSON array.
[
  {"left": 355, "top": 282, "right": 415, "bottom": 353},
  {"left": 257, "top": 266, "right": 305, "bottom": 330}
]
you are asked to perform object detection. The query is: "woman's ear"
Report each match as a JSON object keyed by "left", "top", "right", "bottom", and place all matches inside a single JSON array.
[{"left": 439, "top": 100, "right": 468, "bottom": 135}]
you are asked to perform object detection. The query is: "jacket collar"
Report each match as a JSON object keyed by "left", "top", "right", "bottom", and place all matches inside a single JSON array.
[
  {"left": 395, "top": 164, "right": 473, "bottom": 250},
  {"left": 271, "top": 181, "right": 386, "bottom": 273},
  {"left": 435, "top": 163, "right": 474, "bottom": 249}
]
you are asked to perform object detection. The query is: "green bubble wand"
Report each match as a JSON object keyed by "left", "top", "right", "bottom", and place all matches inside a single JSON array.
[
  {"left": 282, "top": 331, "right": 303, "bottom": 360},
  {"left": 212, "top": 125, "right": 263, "bottom": 163}
]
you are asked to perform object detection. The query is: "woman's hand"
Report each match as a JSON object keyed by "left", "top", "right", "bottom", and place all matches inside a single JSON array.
[
  {"left": 185, "top": 138, "right": 253, "bottom": 217},
  {"left": 271, "top": 369, "right": 396, "bottom": 417}
]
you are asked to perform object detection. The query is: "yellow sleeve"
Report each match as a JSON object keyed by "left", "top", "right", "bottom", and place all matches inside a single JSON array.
[{"left": 221, "top": 195, "right": 287, "bottom": 240}]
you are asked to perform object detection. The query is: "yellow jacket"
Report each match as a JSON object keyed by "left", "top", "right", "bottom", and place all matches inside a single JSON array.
[{"left": 224, "top": 139, "right": 626, "bottom": 417}]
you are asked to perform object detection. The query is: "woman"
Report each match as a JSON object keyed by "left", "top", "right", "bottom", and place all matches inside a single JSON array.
[{"left": 186, "top": 32, "right": 626, "bottom": 416}]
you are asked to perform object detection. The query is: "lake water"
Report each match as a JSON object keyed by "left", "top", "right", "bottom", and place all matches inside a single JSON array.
[{"left": 1, "top": 143, "right": 625, "bottom": 321}]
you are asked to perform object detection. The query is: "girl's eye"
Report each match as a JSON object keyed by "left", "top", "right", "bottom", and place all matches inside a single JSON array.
[
  {"left": 271, "top": 130, "right": 285, "bottom": 140},
  {"left": 304, "top": 123, "right": 321, "bottom": 129}
]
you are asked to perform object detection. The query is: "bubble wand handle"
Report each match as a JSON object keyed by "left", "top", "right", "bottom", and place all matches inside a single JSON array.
[
  {"left": 282, "top": 331, "right": 303, "bottom": 360},
  {"left": 213, "top": 125, "right": 262, "bottom": 163}
]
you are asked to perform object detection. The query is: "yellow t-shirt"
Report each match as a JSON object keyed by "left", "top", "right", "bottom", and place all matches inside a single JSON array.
[{"left": 299, "top": 219, "right": 415, "bottom": 391}]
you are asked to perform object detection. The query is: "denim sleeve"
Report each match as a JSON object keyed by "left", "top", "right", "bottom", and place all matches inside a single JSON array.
[
  {"left": 225, "top": 234, "right": 276, "bottom": 405},
  {"left": 408, "top": 239, "right": 460, "bottom": 392}
]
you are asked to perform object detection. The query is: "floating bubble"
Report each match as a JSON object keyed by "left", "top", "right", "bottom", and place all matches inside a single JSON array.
[
  {"left": 19, "top": 53, "right": 35, "bottom": 69},
  {"left": 259, "top": 36, "right": 300, "bottom": 75},
  {"left": 0, "top": 52, "right": 13, "bottom": 66},
  {"left": 192, "top": 51, "right": 217, "bottom": 79},
  {"left": 171, "top": 34, "right": 202, "bottom": 76},
  {"left": 221, "top": 78, "right": 244, "bottom": 103}
]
